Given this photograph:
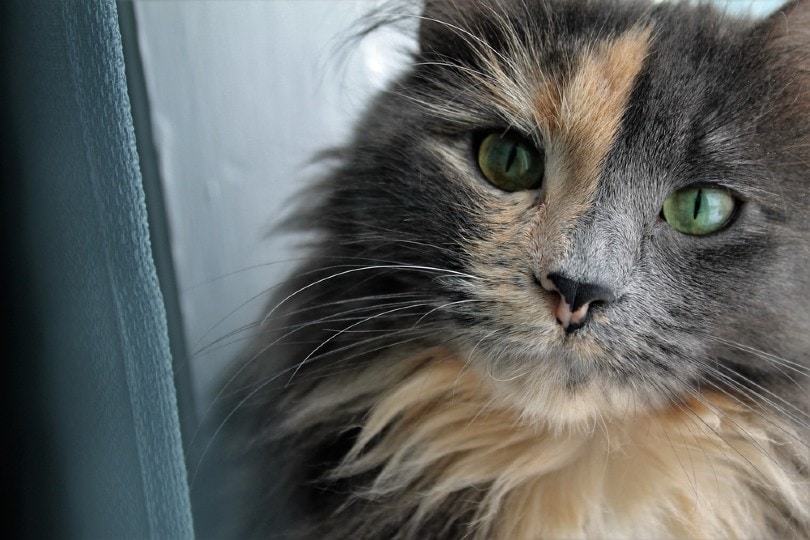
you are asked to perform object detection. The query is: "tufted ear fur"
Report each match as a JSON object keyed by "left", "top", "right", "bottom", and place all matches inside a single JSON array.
[
  {"left": 767, "top": 0, "right": 810, "bottom": 36},
  {"left": 756, "top": 0, "right": 810, "bottom": 128},
  {"left": 762, "top": 0, "right": 810, "bottom": 65}
]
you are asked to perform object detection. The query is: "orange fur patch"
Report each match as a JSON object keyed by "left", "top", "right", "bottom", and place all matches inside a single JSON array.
[
  {"left": 557, "top": 28, "right": 652, "bottom": 195},
  {"left": 539, "top": 26, "right": 652, "bottom": 262}
]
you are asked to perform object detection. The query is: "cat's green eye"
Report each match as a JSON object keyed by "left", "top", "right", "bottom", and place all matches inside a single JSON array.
[
  {"left": 477, "top": 132, "right": 544, "bottom": 192},
  {"left": 662, "top": 186, "right": 736, "bottom": 236}
]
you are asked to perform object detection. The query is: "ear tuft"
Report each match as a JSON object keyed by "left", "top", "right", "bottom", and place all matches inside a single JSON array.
[
  {"left": 760, "top": 0, "right": 810, "bottom": 97},
  {"left": 759, "top": 0, "right": 810, "bottom": 163},
  {"left": 763, "top": 0, "right": 810, "bottom": 50}
]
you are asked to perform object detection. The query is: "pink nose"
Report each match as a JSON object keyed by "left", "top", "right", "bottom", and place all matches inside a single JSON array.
[
  {"left": 536, "top": 273, "right": 615, "bottom": 332},
  {"left": 554, "top": 297, "right": 591, "bottom": 330}
]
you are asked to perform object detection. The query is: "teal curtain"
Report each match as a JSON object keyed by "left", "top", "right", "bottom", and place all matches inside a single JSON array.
[{"left": 5, "top": 1, "right": 194, "bottom": 537}]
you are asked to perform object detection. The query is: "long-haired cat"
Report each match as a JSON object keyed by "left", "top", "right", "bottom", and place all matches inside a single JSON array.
[{"left": 224, "top": 0, "right": 810, "bottom": 537}]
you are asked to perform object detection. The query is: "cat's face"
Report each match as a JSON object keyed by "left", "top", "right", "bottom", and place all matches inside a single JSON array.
[{"left": 318, "top": 0, "right": 810, "bottom": 427}]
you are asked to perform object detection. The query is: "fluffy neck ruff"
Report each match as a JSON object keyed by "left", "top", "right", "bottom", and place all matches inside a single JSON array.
[{"left": 286, "top": 347, "right": 809, "bottom": 539}]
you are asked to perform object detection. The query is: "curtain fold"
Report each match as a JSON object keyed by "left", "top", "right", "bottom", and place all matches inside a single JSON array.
[{"left": 6, "top": 1, "right": 194, "bottom": 537}]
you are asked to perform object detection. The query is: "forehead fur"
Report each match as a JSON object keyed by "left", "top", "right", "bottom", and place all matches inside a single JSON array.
[{"left": 548, "top": 26, "right": 651, "bottom": 238}]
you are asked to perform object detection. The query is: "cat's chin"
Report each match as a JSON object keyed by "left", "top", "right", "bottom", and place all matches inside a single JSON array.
[
  {"left": 461, "top": 341, "right": 668, "bottom": 430},
  {"left": 493, "top": 375, "right": 655, "bottom": 430}
]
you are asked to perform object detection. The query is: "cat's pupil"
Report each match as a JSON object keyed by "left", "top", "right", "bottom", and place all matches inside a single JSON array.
[
  {"left": 504, "top": 144, "right": 518, "bottom": 173},
  {"left": 662, "top": 186, "right": 736, "bottom": 236}
]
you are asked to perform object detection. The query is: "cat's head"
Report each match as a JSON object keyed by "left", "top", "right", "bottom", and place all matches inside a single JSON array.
[{"left": 310, "top": 0, "right": 810, "bottom": 428}]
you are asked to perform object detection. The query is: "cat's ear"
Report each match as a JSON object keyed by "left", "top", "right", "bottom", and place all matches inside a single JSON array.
[
  {"left": 758, "top": 0, "right": 810, "bottom": 110},
  {"left": 759, "top": 1, "right": 810, "bottom": 141},
  {"left": 760, "top": 0, "right": 810, "bottom": 55}
]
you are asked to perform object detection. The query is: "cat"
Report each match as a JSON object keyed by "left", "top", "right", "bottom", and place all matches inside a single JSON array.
[{"left": 224, "top": 0, "right": 810, "bottom": 538}]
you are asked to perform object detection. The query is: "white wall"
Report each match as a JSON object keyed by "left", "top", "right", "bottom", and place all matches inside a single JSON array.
[
  {"left": 134, "top": 0, "right": 787, "bottom": 415},
  {"left": 134, "top": 0, "right": 412, "bottom": 413}
]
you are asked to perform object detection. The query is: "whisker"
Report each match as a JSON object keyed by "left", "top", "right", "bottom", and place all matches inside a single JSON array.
[
  {"left": 704, "top": 334, "right": 810, "bottom": 377},
  {"left": 193, "top": 293, "right": 428, "bottom": 356},
  {"left": 652, "top": 380, "right": 782, "bottom": 494},
  {"left": 192, "top": 296, "right": 441, "bottom": 459},
  {"left": 660, "top": 373, "right": 804, "bottom": 483},
  {"left": 188, "top": 326, "right": 453, "bottom": 488},
  {"left": 286, "top": 302, "right": 435, "bottom": 385},
  {"left": 190, "top": 256, "right": 474, "bottom": 352},
  {"left": 698, "top": 362, "right": 810, "bottom": 442},
  {"left": 284, "top": 297, "right": 482, "bottom": 386},
  {"left": 210, "top": 299, "right": 432, "bottom": 398},
  {"left": 261, "top": 264, "right": 480, "bottom": 325}
]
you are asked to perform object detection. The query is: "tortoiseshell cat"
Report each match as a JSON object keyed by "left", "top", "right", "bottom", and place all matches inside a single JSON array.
[{"left": 227, "top": 0, "right": 810, "bottom": 537}]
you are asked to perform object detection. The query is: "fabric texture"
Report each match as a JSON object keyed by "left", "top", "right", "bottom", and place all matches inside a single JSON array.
[{"left": 6, "top": 1, "right": 194, "bottom": 537}]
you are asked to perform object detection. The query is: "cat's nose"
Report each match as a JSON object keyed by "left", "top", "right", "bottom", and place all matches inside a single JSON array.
[{"left": 537, "top": 273, "right": 616, "bottom": 332}]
